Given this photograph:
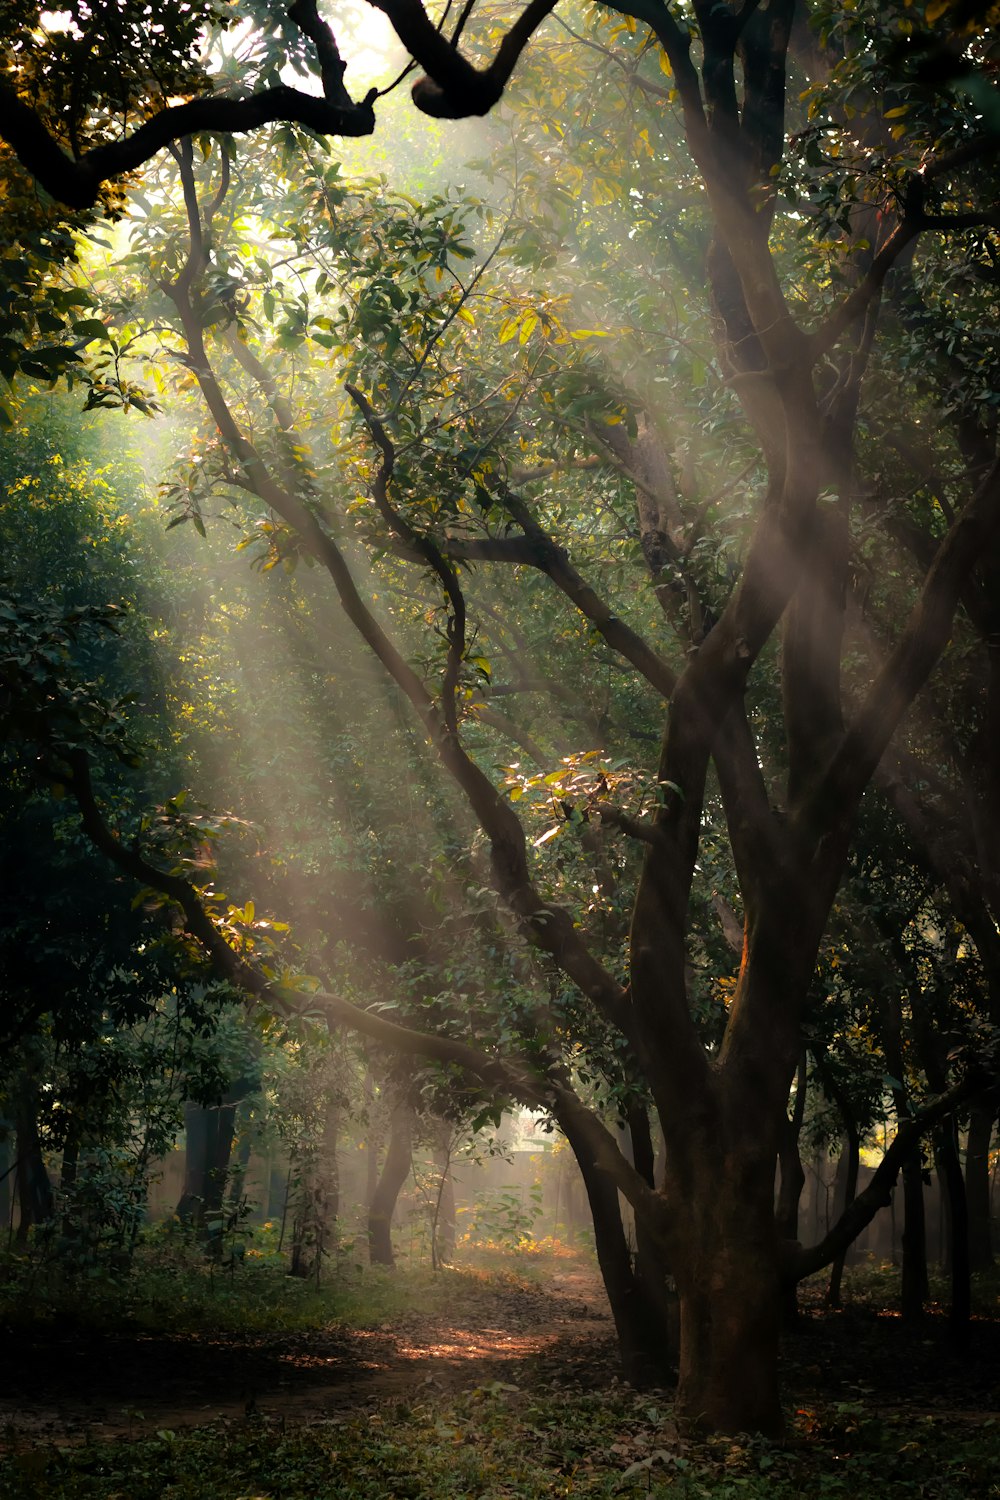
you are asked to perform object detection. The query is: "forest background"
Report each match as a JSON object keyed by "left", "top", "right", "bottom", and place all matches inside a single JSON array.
[{"left": 1, "top": 0, "right": 999, "bottom": 1473}]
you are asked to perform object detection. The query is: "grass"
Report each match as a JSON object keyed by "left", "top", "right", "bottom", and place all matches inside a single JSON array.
[
  {"left": 4, "top": 1385, "right": 998, "bottom": 1498},
  {"left": 0, "top": 1224, "right": 569, "bottom": 1338}
]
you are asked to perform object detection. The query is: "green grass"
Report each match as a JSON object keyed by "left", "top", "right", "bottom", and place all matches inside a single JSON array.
[
  {"left": 0, "top": 1228, "right": 573, "bottom": 1339},
  {"left": 4, "top": 1386, "right": 998, "bottom": 1498}
]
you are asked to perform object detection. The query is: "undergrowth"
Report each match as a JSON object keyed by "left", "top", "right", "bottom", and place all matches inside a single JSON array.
[
  {"left": 0, "top": 1227, "right": 571, "bottom": 1338},
  {"left": 4, "top": 1385, "right": 998, "bottom": 1499}
]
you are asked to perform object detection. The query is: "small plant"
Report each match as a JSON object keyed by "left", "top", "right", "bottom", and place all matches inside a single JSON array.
[{"left": 460, "top": 1182, "right": 544, "bottom": 1250}]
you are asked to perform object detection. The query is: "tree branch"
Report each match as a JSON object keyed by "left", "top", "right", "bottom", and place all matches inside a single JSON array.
[
  {"left": 0, "top": 80, "right": 376, "bottom": 211},
  {"left": 805, "top": 451, "right": 1000, "bottom": 829},
  {"left": 369, "top": 0, "right": 558, "bottom": 119},
  {"left": 788, "top": 1074, "right": 989, "bottom": 1282}
]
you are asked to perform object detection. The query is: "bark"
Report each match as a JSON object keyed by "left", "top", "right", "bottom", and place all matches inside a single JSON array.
[
  {"left": 671, "top": 1161, "right": 784, "bottom": 1437},
  {"left": 966, "top": 1097, "right": 995, "bottom": 1272},
  {"left": 175, "top": 1102, "right": 237, "bottom": 1229},
  {"left": 368, "top": 1104, "right": 413, "bottom": 1267}
]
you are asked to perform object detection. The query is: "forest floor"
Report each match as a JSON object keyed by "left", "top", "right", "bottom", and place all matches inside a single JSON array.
[
  {"left": 0, "top": 1254, "right": 617, "bottom": 1442},
  {"left": 1, "top": 1245, "right": 998, "bottom": 1497}
]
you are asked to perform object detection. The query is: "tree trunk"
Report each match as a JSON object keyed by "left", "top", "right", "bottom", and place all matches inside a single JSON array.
[
  {"left": 290, "top": 1094, "right": 340, "bottom": 1280},
  {"left": 175, "top": 1102, "right": 237, "bottom": 1229},
  {"left": 900, "top": 1148, "right": 929, "bottom": 1321},
  {"left": 368, "top": 1104, "right": 412, "bottom": 1268},
  {"left": 0, "top": 1123, "right": 12, "bottom": 1241},
  {"left": 965, "top": 1097, "right": 995, "bottom": 1272},
  {"left": 562, "top": 1105, "right": 674, "bottom": 1387},
  {"left": 827, "top": 1129, "right": 859, "bottom": 1309},
  {"left": 671, "top": 1169, "right": 783, "bottom": 1437},
  {"left": 14, "top": 1085, "right": 53, "bottom": 1245},
  {"left": 431, "top": 1123, "right": 456, "bottom": 1268},
  {"left": 227, "top": 1110, "right": 253, "bottom": 1209},
  {"left": 936, "top": 1123, "right": 971, "bottom": 1345},
  {"left": 776, "top": 1056, "right": 807, "bottom": 1325},
  {"left": 627, "top": 1103, "right": 679, "bottom": 1368}
]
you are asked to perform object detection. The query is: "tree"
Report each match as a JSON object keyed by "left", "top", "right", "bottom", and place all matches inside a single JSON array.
[{"left": 8, "top": 0, "right": 1000, "bottom": 1437}]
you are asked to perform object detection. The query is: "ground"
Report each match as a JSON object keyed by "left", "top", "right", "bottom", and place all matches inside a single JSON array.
[
  {"left": 0, "top": 1258, "right": 615, "bottom": 1442},
  {"left": 1, "top": 1249, "right": 998, "bottom": 1497}
]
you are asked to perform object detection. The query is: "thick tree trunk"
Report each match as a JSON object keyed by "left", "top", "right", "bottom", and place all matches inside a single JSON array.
[
  {"left": 368, "top": 1104, "right": 412, "bottom": 1267},
  {"left": 966, "top": 1097, "right": 995, "bottom": 1272},
  {"left": 672, "top": 1179, "right": 783, "bottom": 1437},
  {"left": 175, "top": 1102, "right": 237, "bottom": 1229}
]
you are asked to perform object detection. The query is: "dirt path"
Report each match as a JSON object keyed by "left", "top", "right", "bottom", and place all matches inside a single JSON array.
[{"left": 0, "top": 1266, "right": 618, "bottom": 1445}]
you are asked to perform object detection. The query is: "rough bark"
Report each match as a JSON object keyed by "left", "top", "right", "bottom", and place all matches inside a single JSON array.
[{"left": 671, "top": 1159, "right": 783, "bottom": 1437}]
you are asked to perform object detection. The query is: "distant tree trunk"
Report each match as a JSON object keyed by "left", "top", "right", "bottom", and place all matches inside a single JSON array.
[
  {"left": 14, "top": 1086, "right": 53, "bottom": 1244},
  {"left": 368, "top": 1104, "right": 412, "bottom": 1267},
  {"left": 913, "top": 1010, "right": 971, "bottom": 1342},
  {"left": 364, "top": 1069, "right": 382, "bottom": 1208},
  {"left": 776, "top": 1055, "right": 807, "bottom": 1324},
  {"left": 815, "top": 1056, "right": 860, "bottom": 1309},
  {"left": 0, "top": 1124, "right": 12, "bottom": 1240},
  {"left": 290, "top": 1094, "right": 340, "bottom": 1280},
  {"left": 900, "top": 1149, "right": 929, "bottom": 1322},
  {"left": 936, "top": 1123, "right": 971, "bottom": 1345},
  {"left": 879, "top": 983, "right": 928, "bottom": 1319},
  {"left": 227, "top": 1126, "right": 253, "bottom": 1209},
  {"left": 59, "top": 1125, "right": 81, "bottom": 1239},
  {"left": 175, "top": 1102, "right": 237, "bottom": 1229},
  {"left": 966, "top": 1097, "right": 995, "bottom": 1272},
  {"left": 431, "top": 1123, "right": 456, "bottom": 1268}
]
